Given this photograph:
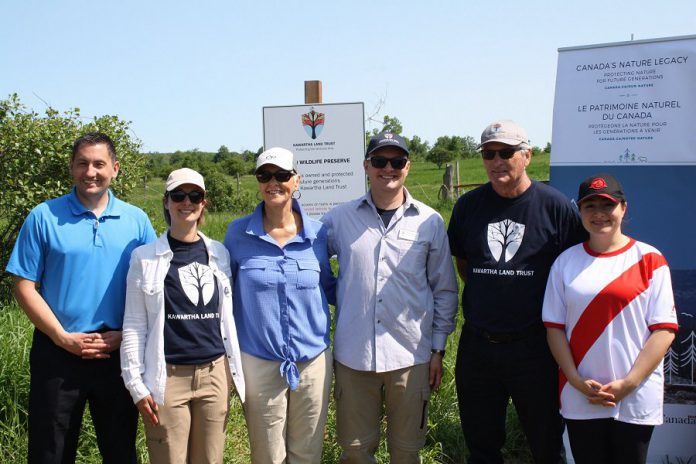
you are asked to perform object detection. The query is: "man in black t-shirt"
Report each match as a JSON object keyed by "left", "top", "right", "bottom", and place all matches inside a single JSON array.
[{"left": 447, "top": 120, "right": 586, "bottom": 464}]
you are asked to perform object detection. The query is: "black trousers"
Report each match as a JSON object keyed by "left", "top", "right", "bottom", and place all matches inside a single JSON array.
[
  {"left": 566, "top": 418, "right": 654, "bottom": 464},
  {"left": 455, "top": 325, "right": 565, "bottom": 464},
  {"left": 28, "top": 329, "right": 138, "bottom": 464}
]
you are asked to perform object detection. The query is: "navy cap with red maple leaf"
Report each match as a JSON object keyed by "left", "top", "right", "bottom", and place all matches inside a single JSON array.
[{"left": 577, "top": 173, "right": 626, "bottom": 204}]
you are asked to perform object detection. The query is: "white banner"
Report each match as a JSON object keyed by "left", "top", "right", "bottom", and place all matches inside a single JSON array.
[
  {"left": 551, "top": 36, "right": 696, "bottom": 462},
  {"left": 263, "top": 103, "right": 366, "bottom": 217},
  {"left": 552, "top": 36, "right": 696, "bottom": 166}
]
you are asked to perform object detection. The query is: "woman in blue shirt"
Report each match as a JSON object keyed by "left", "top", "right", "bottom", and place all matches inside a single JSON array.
[{"left": 224, "top": 147, "right": 336, "bottom": 464}]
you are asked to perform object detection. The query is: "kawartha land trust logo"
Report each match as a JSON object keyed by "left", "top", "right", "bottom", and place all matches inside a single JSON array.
[
  {"left": 302, "top": 109, "right": 325, "bottom": 140},
  {"left": 487, "top": 219, "right": 525, "bottom": 263}
]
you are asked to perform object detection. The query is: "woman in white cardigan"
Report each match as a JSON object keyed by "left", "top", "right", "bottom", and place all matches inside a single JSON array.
[{"left": 121, "top": 168, "right": 244, "bottom": 464}]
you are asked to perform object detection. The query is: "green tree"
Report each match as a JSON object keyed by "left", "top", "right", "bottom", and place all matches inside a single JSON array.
[
  {"left": 544, "top": 142, "right": 551, "bottom": 153},
  {"left": 0, "top": 94, "right": 148, "bottom": 300},
  {"left": 378, "top": 115, "right": 402, "bottom": 135},
  {"left": 213, "top": 145, "right": 247, "bottom": 176},
  {"left": 461, "top": 135, "right": 479, "bottom": 158},
  {"left": 426, "top": 147, "right": 455, "bottom": 169},
  {"left": 213, "top": 145, "right": 231, "bottom": 163},
  {"left": 366, "top": 115, "right": 403, "bottom": 145},
  {"left": 406, "top": 135, "right": 430, "bottom": 160}
]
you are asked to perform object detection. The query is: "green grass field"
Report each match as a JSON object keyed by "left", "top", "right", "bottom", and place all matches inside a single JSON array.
[{"left": 0, "top": 153, "right": 550, "bottom": 463}]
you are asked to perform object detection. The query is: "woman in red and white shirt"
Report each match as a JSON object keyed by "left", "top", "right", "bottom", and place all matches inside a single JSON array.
[{"left": 542, "top": 173, "right": 678, "bottom": 464}]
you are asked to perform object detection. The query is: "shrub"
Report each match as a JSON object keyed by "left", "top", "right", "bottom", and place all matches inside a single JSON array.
[
  {"left": 205, "top": 171, "right": 256, "bottom": 215},
  {"left": 0, "top": 94, "right": 148, "bottom": 301}
]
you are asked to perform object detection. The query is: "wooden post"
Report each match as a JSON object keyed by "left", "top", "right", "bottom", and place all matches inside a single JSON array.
[
  {"left": 444, "top": 164, "right": 454, "bottom": 200},
  {"left": 304, "top": 80, "right": 323, "bottom": 104},
  {"left": 455, "top": 160, "right": 461, "bottom": 197},
  {"left": 439, "top": 164, "right": 454, "bottom": 200}
]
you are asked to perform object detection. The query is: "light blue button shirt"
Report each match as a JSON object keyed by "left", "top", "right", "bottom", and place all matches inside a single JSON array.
[
  {"left": 321, "top": 189, "right": 458, "bottom": 372},
  {"left": 224, "top": 199, "right": 336, "bottom": 390}
]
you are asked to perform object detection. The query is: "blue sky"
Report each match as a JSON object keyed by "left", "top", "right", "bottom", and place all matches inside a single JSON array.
[{"left": 2, "top": 0, "right": 694, "bottom": 153}]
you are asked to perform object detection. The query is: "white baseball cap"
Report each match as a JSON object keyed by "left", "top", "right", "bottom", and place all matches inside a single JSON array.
[
  {"left": 165, "top": 168, "right": 205, "bottom": 192},
  {"left": 256, "top": 147, "right": 295, "bottom": 172}
]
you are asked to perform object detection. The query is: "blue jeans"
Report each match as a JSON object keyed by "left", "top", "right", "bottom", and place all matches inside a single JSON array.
[{"left": 455, "top": 324, "right": 565, "bottom": 464}]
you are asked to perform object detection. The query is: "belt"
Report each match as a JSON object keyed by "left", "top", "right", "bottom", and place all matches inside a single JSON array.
[
  {"left": 464, "top": 323, "right": 544, "bottom": 344},
  {"left": 167, "top": 354, "right": 226, "bottom": 371}
]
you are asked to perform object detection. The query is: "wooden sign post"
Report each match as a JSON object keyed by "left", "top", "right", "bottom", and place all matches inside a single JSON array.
[{"left": 304, "top": 80, "right": 322, "bottom": 104}]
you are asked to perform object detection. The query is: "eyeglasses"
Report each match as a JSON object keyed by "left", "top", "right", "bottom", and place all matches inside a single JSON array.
[
  {"left": 255, "top": 170, "right": 295, "bottom": 183},
  {"left": 169, "top": 189, "right": 205, "bottom": 204},
  {"left": 481, "top": 147, "right": 520, "bottom": 160},
  {"left": 368, "top": 156, "right": 409, "bottom": 170}
]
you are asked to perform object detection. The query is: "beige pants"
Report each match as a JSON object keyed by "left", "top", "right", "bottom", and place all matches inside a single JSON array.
[
  {"left": 334, "top": 361, "right": 431, "bottom": 464},
  {"left": 144, "top": 355, "right": 232, "bottom": 464},
  {"left": 241, "top": 350, "right": 332, "bottom": 464}
]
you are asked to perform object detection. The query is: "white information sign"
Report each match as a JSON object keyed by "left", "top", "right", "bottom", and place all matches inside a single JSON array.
[
  {"left": 552, "top": 35, "right": 696, "bottom": 166},
  {"left": 263, "top": 103, "right": 366, "bottom": 217}
]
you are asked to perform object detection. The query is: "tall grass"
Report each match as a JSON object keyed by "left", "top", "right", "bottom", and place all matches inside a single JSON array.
[{"left": 1, "top": 155, "right": 551, "bottom": 462}]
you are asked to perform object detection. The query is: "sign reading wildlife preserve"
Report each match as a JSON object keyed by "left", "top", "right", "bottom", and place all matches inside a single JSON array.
[
  {"left": 263, "top": 103, "right": 366, "bottom": 218},
  {"left": 551, "top": 35, "right": 696, "bottom": 463},
  {"left": 552, "top": 36, "right": 696, "bottom": 165}
]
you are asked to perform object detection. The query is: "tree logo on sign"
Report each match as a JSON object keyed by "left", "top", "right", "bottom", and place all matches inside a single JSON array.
[{"left": 302, "top": 109, "right": 325, "bottom": 139}]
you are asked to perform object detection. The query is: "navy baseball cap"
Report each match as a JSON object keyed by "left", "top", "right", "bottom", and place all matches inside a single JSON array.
[{"left": 366, "top": 133, "right": 409, "bottom": 158}]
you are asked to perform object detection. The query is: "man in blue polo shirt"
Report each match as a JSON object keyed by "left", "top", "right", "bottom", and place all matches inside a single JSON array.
[{"left": 6, "top": 132, "right": 156, "bottom": 464}]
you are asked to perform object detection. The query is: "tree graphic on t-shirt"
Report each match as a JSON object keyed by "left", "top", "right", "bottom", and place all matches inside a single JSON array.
[
  {"left": 487, "top": 219, "right": 525, "bottom": 263},
  {"left": 178, "top": 262, "right": 215, "bottom": 307}
]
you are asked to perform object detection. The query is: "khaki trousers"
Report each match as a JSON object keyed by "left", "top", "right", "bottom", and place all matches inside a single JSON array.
[
  {"left": 334, "top": 361, "right": 431, "bottom": 464},
  {"left": 242, "top": 350, "right": 332, "bottom": 464},
  {"left": 144, "top": 355, "right": 232, "bottom": 464}
]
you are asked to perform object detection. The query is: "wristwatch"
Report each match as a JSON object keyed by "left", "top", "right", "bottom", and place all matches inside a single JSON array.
[{"left": 431, "top": 349, "right": 445, "bottom": 357}]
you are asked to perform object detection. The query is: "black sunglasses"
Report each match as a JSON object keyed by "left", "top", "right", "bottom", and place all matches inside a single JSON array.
[
  {"left": 255, "top": 170, "right": 296, "bottom": 183},
  {"left": 169, "top": 189, "right": 205, "bottom": 204},
  {"left": 368, "top": 156, "right": 409, "bottom": 170},
  {"left": 481, "top": 147, "right": 520, "bottom": 160}
]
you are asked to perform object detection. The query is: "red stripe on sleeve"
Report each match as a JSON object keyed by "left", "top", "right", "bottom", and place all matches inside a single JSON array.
[
  {"left": 544, "top": 322, "right": 565, "bottom": 329},
  {"left": 558, "top": 252, "right": 667, "bottom": 396},
  {"left": 648, "top": 323, "right": 678, "bottom": 331}
]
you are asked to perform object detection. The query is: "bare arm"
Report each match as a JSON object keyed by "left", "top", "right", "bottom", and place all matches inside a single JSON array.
[
  {"left": 546, "top": 327, "right": 612, "bottom": 402},
  {"left": 13, "top": 276, "right": 109, "bottom": 358},
  {"left": 596, "top": 329, "right": 676, "bottom": 404},
  {"left": 455, "top": 257, "right": 467, "bottom": 283}
]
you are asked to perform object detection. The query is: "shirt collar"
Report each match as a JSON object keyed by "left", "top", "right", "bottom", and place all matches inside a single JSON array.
[
  {"left": 357, "top": 188, "right": 420, "bottom": 214},
  {"left": 67, "top": 187, "right": 121, "bottom": 217},
  {"left": 246, "top": 199, "right": 317, "bottom": 243}
]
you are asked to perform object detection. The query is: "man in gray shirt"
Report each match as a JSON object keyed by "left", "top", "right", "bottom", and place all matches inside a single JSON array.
[{"left": 322, "top": 132, "right": 458, "bottom": 463}]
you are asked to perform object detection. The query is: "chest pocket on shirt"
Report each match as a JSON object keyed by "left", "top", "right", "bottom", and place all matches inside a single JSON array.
[
  {"left": 239, "top": 258, "right": 275, "bottom": 288},
  {"left": 397, "top": 241, "right": 428, "bottom": 275},
  {"left": 139, "top": 281, "right": 164, "bottom": 314},
  {"left": 296, "top": 259, "right": 320, "bottom": 289}
]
